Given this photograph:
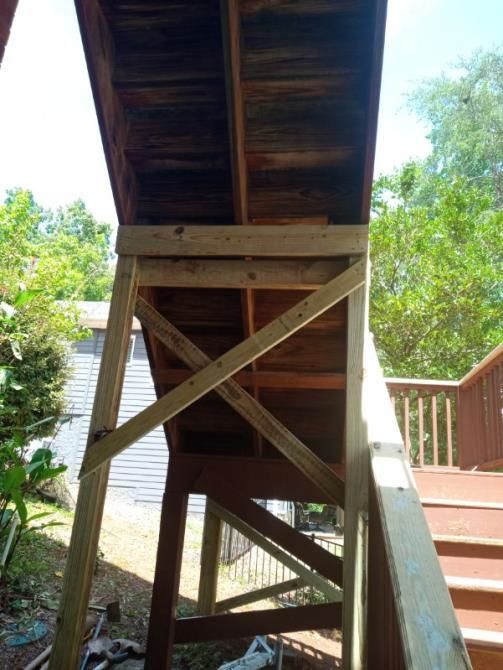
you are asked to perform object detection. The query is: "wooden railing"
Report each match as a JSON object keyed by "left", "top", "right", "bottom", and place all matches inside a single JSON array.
[
  {"left": 385, "top": 342, "right": 502, "bottom": 471},
  {"left": 385, "top": 378, "right": 459, "bottom": 467},
  {"left": 365, "top": 340, "right": 471, "bottom": 669},
  {"left": 457, "top": 343, "right": 503, "bottom": 471}
]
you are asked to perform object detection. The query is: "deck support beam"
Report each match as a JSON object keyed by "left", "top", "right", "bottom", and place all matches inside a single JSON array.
[
  {"left": 116, "top": 224, "right": 368, "bottom": 257},
  {"left": 48, "top": 256, "right": 138, "bottom": 670},
  {"left": 197, "top": 505, "right": 223, "bottom": 615},
  {"left": 342, "top": 258, "right": 370, "bottom": 670},
  {"left": 145, "top": 464, "right": 188, "bottom": 670}
]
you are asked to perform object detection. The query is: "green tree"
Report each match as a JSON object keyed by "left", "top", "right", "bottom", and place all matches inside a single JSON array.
[
  {"left": 370, "top": 164, "right": 502, "bottom": 379},
  {"left": 0, "top": 189, "right": 114, "bottom": 301},
  {"left": 409, "top": 48, "right": 503, "bottom": 208}
]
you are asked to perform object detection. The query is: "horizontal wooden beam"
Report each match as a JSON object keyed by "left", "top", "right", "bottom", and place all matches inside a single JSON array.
[
  {"left": 208, "top": 500, "right": 341, "bottom": 601},
  {"left": 174, "top": 602, "right": 342, "bottom": 644},
  {"left": 116, "top": 224, "right": 368, "bottom": 257},
  {"left": 215, "top": 578, "right": 306, "bottom": 613},
  {"left": 174, "top": 454, "right": 344, "bottom": 504},
  {"left": 153, "top": 368, "right": 346, "bottom": 390},
  {"left": 137, "top": 258, "right": 347, "bottom": 289},
  {"left": 136, "top": 297, "right": 345, "bottom": 505},
  {"left": 197, "top": 470, "right": 342, "bottom": 585},
  {"left": 79, "top": 261, "right": 364, "bottom": 479}
]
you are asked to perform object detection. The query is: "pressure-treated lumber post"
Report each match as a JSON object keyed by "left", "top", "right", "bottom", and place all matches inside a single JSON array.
[
  {"left": 145, "top": 462, "right": 188, "bottom": 670},
  {"left": 197, "top": 505, "right": 223, "bottom": 615},
  {"left": 49, "top": 256, "right": 138, "bottom": 670},
  {"left": 342, "top": 257, "right": 370, "bottom": 670}
]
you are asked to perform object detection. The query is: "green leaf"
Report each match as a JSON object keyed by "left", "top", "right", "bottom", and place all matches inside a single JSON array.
[
  {"left": 10, "top": 490, "right": 28, "bottom": 524},
  {"left": 13, "top": 289, "right": 43, "bottom": 308},
  {"left": 2, "top": 466, "right": 26, "bottom": 493}
]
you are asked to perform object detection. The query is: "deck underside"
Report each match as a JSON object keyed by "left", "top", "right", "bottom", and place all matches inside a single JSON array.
[{"left": 74, "top": 0, "right": 386, "bottom": 469}]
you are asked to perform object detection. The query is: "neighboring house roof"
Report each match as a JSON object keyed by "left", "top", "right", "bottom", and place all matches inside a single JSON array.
[{"left": 76, "top": 301, "right": 141, "bottom": 330}]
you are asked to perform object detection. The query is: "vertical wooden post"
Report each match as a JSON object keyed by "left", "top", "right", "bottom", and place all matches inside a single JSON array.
[
  {"left": 431, "top": 394, "right": 438, "bottom": 465},
  {"left": 343, "top": 257, "right": 369, "bottom": 670},
  {"left": 49, "top": 256, "right": 138, "bottom": 670},
  {"left": 145, "top": 461, "right": 188, "bottom": 670},
  {"left": 197, "top": 504, "right": 223, "bottom": 614}
]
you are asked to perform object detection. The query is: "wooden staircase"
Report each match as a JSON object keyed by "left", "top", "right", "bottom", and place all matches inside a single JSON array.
[{"left": 415, "top": 468, "right": 503, "bottom": 669}]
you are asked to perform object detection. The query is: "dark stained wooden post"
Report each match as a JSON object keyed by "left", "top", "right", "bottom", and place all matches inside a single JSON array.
[{"left": 145, "top": 460, "right": 188, "bottom": 670}]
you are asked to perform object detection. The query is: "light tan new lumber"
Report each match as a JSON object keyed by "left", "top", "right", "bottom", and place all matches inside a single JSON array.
[
  {"left": 208, "top": 501, "right": 341, "bottom": 602},
  {"left": 215, "top": 578, "right": 306, "bottom": 613},
  {"left": 79, "top": 261, "right": 365, "bottom": 478},
  {"left": 342, "top": 258, "right": 369, "bottom": 670},
  {"left": 134, "top": 297, "right": 344, "bottom": 504},
  {"left": 137, "top": 258, "right": 346, "bottom": 289},
  {"left": 49, "top": 256, "right": 138, "bottom": 670},
  {"left": 116, "top": 224, "right": 368, "bottom": 257},
  {"left": 197, "top": 506, "right": 223, "bottom": 615}
]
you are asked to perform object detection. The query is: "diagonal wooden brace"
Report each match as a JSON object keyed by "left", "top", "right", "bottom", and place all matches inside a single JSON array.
[
  {"left": 196, "top": 469, "right": 343, "bottom": 585},
  {"left": 135, "top": 296, "right": 345, "bottom": 505},
  {"left": 79, "top": 260, "right": 365, "bottom": 478},
  {"left": 207, "top": 499, "right": 341, "bottom": 602}
]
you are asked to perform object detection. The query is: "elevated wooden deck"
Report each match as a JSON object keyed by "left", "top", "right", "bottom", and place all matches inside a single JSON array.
[{"left": 0, "top": 2, "right": 480, "bottom": 669}]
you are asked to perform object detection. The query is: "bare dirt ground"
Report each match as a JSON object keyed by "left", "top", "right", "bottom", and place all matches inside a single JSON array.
[{"left": 0, "top": 489, "right": 341, "bottom": 669}]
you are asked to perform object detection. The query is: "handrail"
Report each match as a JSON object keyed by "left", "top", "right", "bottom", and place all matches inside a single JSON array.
[
  {"left": 366, "top": 339, "right": 471, "bottom": 669},
  {"left": 457, "top": 342, "right": 503, "bottom": 470},
  {"left": 459, "top": 342, "right": 503, "bottom": 388}
]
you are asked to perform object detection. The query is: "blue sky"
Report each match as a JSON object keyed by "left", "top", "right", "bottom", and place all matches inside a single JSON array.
[{"left": 0, "top": 0, "right": 501, "bottom": 227}]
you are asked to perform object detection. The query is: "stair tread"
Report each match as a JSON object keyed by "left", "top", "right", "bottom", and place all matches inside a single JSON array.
[
  {"left": 446, "top": 575, "right": 503, "bottom": 593},
  {"left": 433, "top": 534, "right": 503, "bottom": 547},
  {"left": 462, "top": 627, "right": 503, "bottom": 649},
  {"left": 421, "top": 497, "right": 503, "bottom": 511}
]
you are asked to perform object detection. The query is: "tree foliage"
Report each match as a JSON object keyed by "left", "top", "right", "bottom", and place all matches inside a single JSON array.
[
  {"left": 0, "top": 189, "right": 113, "bottom": 441},
  {"left": 0, "top": 189, "right": 114, "bottom": 301},
  {"left": 370, "top": 49, "right": 503, "bottom": 379}
]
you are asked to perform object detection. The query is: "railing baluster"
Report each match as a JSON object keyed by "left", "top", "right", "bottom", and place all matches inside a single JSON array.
[
  {"left": 418, "top": 394, "right": 425, "bottom": 467},
  {"left": 431, "top": 394, "right": 438, "bottom": 466},
  {"left": 403, "top": 393, "right": 410, "bottom": 459},
  {"left": 445, "top": 394, "right": 453, "bottom": 467}
]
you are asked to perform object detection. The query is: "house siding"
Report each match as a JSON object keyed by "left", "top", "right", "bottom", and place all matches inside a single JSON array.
[{"left": 54, "top": 328, "right": 206, "bottom": 514}]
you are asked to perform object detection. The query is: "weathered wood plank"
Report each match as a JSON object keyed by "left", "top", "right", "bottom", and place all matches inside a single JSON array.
[
  {"left": 49, "top": 257, "right": 138, "bottom": 670},
  {"left": 221, "top": 0, "right": 248, "bottom": 225},
  {"left": 79, "top": 261, "right": 364, "bottom": 477},
  {"left": 138, "top": 258, "right": 346, "bottom": 289},
  {"left": 175, "top": 602, "right": 342, "bottom": 643},
  {"left": 215, "top": 578, "right": 306, "bottom": 613},
  {"left": 207, "top": 500, "right": 341, "bottom": 601},
  {"left": 342, "top": 258, "right": 369, "bottom": 670},
  {"left": 196, "top": 470, "right": 342, "bottom": 584},
  {"left": 135, "top": 297, "right": 345, "bottom": 504},
  {"left": 117, "top": 224, "right": 368, "bottom": 257},
  {"left": 75, "top": 0, "right": 137, "bottom": 227}
]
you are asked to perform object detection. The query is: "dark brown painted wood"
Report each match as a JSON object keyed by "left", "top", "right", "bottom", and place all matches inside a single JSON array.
[{"left": 174, "top": 602, "right": 342, "bottom": 643}]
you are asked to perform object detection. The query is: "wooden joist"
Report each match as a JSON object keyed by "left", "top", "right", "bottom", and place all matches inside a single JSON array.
[
  {"left": 175, "top": 602, "right": 342, "bottom": 644},
  {"left": 138, "top": 257, "right": 346, "bottom": 289},
  {"left": 116, "top": 224, "right": 368, "bottom": 257},
  {"left": 152, "top": 368, "right": 346, "bottom": 390},
  {"left": 196, "top": 470, "right": 342, "bottom": 584},
  {"left": 79, "top": 261, "right": 364, "bottom": 478},
  {"left": 207, "top": 500, "right": 341, "bottom": 601},
  {"left": 135, "top": 297, "right": 345, "bottom": 504}
]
